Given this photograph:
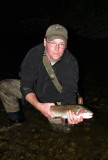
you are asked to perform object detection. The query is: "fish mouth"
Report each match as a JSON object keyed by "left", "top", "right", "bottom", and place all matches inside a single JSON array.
[{"left": 80, "top": 113, "right": 93, "bottom": 119}]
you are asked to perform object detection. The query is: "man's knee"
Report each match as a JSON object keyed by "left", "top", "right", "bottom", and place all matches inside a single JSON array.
[
  {"left": 0, "top": 79, "right": 22, "bottom": 98},
  {"left": 0, "top": 80, "right": 8, "bottom": 92},
  {"left": 0, "top": 80, "right": 10, "bottom": 99},
  {"left": 0, "top": 79, "right": 22, "bottom": 112}
]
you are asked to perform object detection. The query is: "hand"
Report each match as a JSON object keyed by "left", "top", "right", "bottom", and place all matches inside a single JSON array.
[
  {"left": 38, "top": 102, "right": 55, "bottom": 118},
  {"left": 66, "top": 110, "right": 83, "bottom": 125}
]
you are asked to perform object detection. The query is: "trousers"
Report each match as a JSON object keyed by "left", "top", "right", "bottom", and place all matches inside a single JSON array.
[{"left": 0, "top": 79, "right": 22, "bottom": 113}]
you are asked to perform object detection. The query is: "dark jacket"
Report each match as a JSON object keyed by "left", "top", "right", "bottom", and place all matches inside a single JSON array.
[{"left": 20, "top": 43, "right": 79, "bottom": 105}]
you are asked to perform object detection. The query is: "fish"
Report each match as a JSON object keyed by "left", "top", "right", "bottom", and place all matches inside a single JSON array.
[{"left": 51, "top": 105, "right": 93, "bottom": 119}]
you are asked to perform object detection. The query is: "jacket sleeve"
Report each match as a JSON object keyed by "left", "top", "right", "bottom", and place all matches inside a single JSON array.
[{"left": 20, "top": 47, "right": 39, "bottom": 98}]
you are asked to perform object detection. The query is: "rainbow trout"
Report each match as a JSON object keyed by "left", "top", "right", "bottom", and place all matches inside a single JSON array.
[{"left": 51, "top": 105, "right": 93, "bottom": 119}]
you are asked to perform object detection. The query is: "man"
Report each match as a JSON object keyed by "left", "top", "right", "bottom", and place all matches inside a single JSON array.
[{"left": 0, "top": 24, "right": 83, "bottom": 125}]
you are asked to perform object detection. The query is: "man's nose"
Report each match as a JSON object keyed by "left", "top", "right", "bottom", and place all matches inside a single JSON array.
[{"left": 55, "top": 44, "right": 59, "bottom": 50}]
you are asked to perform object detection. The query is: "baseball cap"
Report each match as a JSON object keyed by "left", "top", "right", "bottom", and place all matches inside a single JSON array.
[{"left": 45, "top": 24, "right": 68, "bottom": 43}]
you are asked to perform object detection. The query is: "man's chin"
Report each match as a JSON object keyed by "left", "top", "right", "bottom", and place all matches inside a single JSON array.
[{"left": 52, "top": 56, "right": 61, "bottom": 62}]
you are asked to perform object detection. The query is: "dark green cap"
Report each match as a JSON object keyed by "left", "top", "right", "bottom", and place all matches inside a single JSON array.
[{"left": 45, "top": 24, "right": 68, "bottom": 43}]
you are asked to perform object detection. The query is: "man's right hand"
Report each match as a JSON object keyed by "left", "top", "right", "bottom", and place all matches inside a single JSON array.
[{"left": 38, "top": 102, "right": 55, "bottom": 118}]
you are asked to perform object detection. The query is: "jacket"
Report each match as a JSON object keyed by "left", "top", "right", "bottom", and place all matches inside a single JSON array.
[{"left": 20, "top": 43, "right": 79, "bottom": 105}]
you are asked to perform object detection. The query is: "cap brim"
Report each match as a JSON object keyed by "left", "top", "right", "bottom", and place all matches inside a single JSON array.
[{"left": 47, "top": 35, "right": 67, "bottom": 43}]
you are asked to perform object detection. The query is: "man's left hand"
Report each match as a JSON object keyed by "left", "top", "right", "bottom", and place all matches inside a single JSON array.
[{"left": 66, "top": 110, "right": 83, "bottom": 125}]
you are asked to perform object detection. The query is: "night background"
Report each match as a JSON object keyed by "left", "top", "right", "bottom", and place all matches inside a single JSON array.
[
  {"left": 0, "top": 0, "right": 108, "bottom": 79},
  {"left": 0, "top": 1, "right": 108, "bottom": 159}
]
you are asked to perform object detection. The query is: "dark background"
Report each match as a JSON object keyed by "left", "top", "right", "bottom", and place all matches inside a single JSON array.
[{"left": 0, "top": 0, "right": 108, "bottom": 79}]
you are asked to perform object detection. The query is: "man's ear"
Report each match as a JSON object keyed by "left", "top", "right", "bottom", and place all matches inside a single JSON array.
[{"left": 44, "top": 38, "right": 47, "bottom": 46}]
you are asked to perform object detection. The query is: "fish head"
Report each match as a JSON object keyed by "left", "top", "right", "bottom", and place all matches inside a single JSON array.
[{"left": 76, "top": 108, "right": 93, "bottom": 119}]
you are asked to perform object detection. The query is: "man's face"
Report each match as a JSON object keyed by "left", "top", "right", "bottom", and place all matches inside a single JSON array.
[{"left": 44, "top": 38, "right": 67, "bottom": 62}]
